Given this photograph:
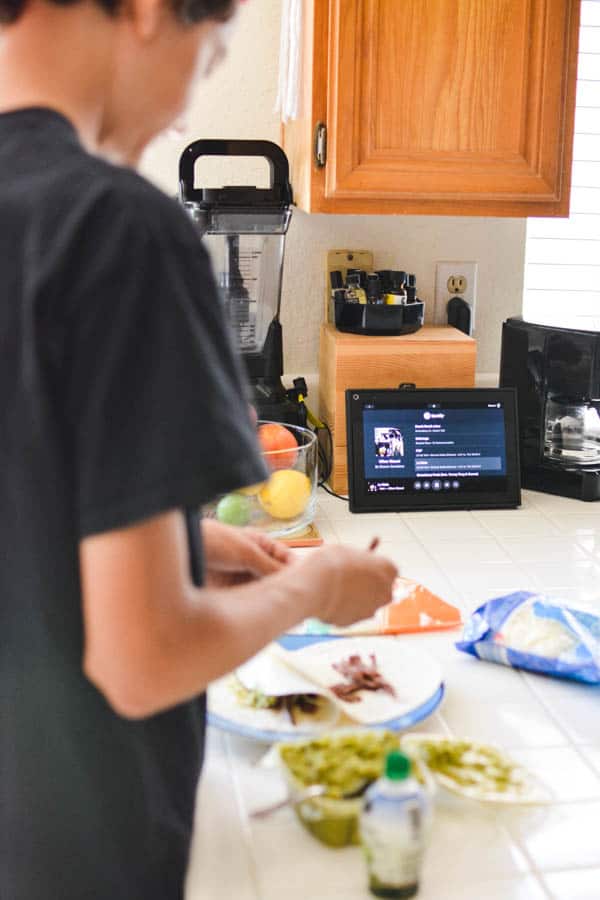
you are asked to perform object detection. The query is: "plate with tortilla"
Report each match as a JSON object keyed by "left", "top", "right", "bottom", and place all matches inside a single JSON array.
[{"left": 208, "top": 635, "right": 444, "bottom": 742}]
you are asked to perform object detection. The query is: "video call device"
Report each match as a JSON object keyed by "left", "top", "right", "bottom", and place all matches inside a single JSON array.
[{"left": 346, "top": 387, "right": 521, "bottom": 513}]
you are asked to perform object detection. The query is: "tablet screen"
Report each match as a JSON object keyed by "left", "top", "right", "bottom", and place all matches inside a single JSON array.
[{"left": 347, "top": 389, "right": 520, "bottom": 512}]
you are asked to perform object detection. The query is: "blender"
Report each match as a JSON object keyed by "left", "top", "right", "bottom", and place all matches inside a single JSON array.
[{"left": 179, "top": 139, "right": 306, "bottom": 425}]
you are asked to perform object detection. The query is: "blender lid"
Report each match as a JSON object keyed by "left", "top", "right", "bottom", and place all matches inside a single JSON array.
[
  {"left": 184, "top": 205, "right": 292, "bottom": 235},
  {"left": 179, "top": 139, "right": 293, "bottom": 210}
]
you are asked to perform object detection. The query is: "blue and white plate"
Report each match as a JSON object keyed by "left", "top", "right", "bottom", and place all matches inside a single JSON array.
[{"left": 208, "top": 634, "right": 444, "bottom": 743}]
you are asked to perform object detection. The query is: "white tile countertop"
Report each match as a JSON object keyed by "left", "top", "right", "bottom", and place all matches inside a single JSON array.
[{"left": 186, "top": 489, "right": 600, "bottom": 900}]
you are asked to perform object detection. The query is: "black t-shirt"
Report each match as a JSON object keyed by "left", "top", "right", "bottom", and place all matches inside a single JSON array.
[{"left": 0, "top": 109, "right": 266, "bottom": 900}]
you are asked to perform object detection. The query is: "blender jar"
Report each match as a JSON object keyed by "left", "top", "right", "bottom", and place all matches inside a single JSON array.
[{"left": 198, "top": 211, "right": 290, "bottom": 356}]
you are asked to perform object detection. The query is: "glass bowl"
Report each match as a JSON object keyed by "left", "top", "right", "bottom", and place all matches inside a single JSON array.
[
  {"left": 207, "top": 422, "right": 318, "bottom": 538},
  {"left": 276, "top": 729, "right": 434, "bottom": 847}
]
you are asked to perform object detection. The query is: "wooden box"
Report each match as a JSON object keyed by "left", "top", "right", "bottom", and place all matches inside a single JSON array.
[{"left": 318, "top": 324, "right": 477, "bottom": 494}]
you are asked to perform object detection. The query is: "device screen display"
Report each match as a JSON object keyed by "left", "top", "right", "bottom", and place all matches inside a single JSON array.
[{"left": 362, "top": 400, "right": 508, "bottom": 497}]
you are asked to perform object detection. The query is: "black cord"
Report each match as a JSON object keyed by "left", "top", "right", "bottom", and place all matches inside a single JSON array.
[
  {"left": 316, "top": 420, "right": 333, "bottom": 484},
  {"left": 319, "top": 482, "right": 349, "bottom": 502},
  {"left": 312, "top": 419, "right": 349, "bottom": 502}
]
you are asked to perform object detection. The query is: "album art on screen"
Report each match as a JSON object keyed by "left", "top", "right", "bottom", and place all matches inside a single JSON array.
[{"left": 374, "top": 427, "right": 404, "bottom": 460}]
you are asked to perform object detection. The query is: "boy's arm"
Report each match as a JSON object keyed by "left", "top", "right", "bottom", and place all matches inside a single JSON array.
[{"left": 80, "top": 510, "right": 397, "bottom": 718}]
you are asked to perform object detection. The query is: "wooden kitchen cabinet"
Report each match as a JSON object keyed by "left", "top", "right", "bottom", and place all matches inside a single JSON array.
[{"left": 283, "top": 0, "right": 580, "bottom": 216}]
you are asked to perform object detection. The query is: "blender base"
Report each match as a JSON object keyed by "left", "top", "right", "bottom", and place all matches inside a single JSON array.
[{"left": 250, "top": 379, "right": 307, "bottom": 427}]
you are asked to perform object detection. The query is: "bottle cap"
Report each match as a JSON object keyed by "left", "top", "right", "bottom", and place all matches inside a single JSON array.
[
  {"left": 385, "top": 750, "right": 411, "bottom": 781},
  {"left": 366, "top": 273, "right": 381, "bottom": 302},
  {"left": 390, "top": 271, "right": 406, "bottom": 293},
  {"left": 330, "top": 270, "right": 344, "bottom": 290},
  {"left": 376, "top": 270, "right": 393, "bottom": 293},
  {"left": 347, "top": 268, "right": 367, "bottom": 288}
]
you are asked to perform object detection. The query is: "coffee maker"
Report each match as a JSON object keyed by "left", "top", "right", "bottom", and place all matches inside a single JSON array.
[{"left": 500, "top": 317, "right": 600, "bottom": 501}]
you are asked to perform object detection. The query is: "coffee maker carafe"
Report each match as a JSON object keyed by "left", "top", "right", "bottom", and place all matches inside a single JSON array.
[
  {"left": 500, "top": 317, "right": 600, "bottom": 501},
  {"left": 544, "top": 396, "right": 600, "bottom": 467}
]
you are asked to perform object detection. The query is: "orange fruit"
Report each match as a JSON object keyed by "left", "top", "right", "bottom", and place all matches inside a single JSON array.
[{"left": 258, "top": 423, "right": 299, "bottom": 470}]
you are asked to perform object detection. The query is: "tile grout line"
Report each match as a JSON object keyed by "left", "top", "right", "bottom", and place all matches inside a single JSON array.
[
  {"left": 533, "top": 871, "right": 555, "bottom": 900},
  {"left": 515, "top": 669, "right": 576, "bottom": 749},
  {"left": 426, "top": 513, "right": 526, "bottom": 603},
  {"left": 493, "top": 816, "right": 548, "bottom": 890},
  {"left": 401, "top": 515, "right": 471, "bottom": 609},
  {"left": 469, "top": 504, "right": 600, "bottom": 595},
  {"left": 223, "top": 734, "right": 264, "bottom": 900},
  {"left": 400, "top": 515, "right": 468, "bottom": 740},
  {"left": 537, "top": 861, "right": 600, "bottom": 877}
]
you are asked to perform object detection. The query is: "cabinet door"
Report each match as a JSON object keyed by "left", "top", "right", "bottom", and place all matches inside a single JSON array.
[{"left": 287, "top": 0, "right": 580, "bottom": 216}]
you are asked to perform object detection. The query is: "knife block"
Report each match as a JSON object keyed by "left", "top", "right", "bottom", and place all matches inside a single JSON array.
[{"left": 318, "top": 324, "right": 477, "bottom": 494}]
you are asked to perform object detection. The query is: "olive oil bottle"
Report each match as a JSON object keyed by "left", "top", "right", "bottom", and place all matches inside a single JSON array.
[{"left": 360, "top": 751, "right": 428, "bottom": 898}]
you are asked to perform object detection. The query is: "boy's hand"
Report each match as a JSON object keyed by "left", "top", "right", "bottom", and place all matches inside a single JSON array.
[
  {"left": 291, "top": 544, "right": 398, "bottom": 626},
  {"left": 202, "top": 519, "right": 291, "bottom": 587}
]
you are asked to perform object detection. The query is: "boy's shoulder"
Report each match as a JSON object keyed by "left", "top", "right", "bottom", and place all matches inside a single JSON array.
[{"left": 64, "top": 150, "right": 189, "bottom": 234}]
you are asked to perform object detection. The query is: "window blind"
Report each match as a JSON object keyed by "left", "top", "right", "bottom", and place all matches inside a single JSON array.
[{"left": 523, "top": 1, "right": 600, "bottom": 330}]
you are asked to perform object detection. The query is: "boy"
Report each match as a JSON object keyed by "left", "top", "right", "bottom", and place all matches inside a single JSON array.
[{"left": 0, "top": 1, "right": 397, "bottom": 897}]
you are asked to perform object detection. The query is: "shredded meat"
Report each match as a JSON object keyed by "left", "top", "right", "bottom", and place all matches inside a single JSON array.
[
  {"left": 272, "top": 694, "right": 320, "bottom": 724},
  {"left": 329, "top": 654, "right": 396, "bottom": 703}
]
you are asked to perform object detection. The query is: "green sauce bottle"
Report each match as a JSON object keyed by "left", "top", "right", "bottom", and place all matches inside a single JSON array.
[{"left": 360, "top": 751, "right": 428, "bottom": 898}]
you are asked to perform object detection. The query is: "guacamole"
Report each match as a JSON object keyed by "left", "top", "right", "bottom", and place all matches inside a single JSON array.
[
  {"left": 278, "top": 731, "right": 403, "bottom": 847},
  {"left": 413, "top": 738, "right": 516, "bottom": 793},
  {"left": 280, "top": 730, "right": 400, "bottom": 799}
]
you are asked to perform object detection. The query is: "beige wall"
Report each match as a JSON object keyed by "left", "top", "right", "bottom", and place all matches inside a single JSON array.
[{"left": 140, "top": 0, "right": 526, "bottom": 378}]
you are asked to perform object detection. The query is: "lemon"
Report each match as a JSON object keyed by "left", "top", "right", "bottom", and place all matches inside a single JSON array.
[{"left": 258, "top": 469, "right": 311, "bottom": 520}]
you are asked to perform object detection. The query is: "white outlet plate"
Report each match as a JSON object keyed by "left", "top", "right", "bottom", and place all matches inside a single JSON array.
[{"left": 434, "top": 261, "right": 478, "bottom": 332}]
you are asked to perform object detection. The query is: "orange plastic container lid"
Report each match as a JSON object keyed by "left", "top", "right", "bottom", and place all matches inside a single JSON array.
[{"left": 376, "top": 578, "right": 462, "bottom": 635}]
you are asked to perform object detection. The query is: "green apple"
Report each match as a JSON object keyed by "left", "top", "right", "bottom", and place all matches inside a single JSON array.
[{"left": 216, "top": 493, "right": 252, "bottom": 526}]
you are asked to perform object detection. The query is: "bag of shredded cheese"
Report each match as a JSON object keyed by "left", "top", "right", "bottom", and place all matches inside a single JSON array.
[{"left": 456, "top": 591, "right": 600, "bottom": 684}]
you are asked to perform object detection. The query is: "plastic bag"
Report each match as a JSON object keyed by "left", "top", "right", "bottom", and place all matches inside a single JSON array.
[{"left": 456, "top": 590, "right": 600, "bottom": 684}]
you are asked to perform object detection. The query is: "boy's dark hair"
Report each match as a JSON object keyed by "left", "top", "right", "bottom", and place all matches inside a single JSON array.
[{"left": 0, "top": 0, "right": 235, "bottom": 24}]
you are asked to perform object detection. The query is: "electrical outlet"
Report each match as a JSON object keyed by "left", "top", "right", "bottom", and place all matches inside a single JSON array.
[
  {"left": 447, "top": 274, "right": 467, "bottom": 295},
  {"left": 434, "top": 261, "right": 478, "bottom": 332}
]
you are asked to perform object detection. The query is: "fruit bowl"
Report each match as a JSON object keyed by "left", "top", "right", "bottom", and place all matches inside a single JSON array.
[{"left": 207, "top": 422, "right": 318, "bottom": 538}]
